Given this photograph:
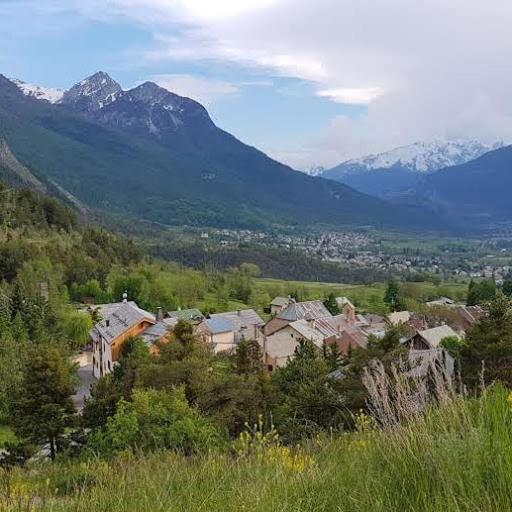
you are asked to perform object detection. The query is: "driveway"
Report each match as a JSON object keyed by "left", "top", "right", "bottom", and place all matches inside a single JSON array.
[{"left": 73, "top": 364, "right": 95, "bottom": 412}]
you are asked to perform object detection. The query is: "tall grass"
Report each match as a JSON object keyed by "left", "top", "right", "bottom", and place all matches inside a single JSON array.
[{"left": 3, "top": 386, "right": 512, "bottom": 511}]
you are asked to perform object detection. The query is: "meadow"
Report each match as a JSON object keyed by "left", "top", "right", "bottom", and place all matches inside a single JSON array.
[
  {"left": 256, "top": 277, "right": 468, "bottom": 312},
  {"left": 2, "top": 386, "right": 511, "bottom": 512}
]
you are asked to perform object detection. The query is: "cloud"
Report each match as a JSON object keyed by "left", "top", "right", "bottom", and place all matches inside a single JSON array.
[
  {"left": 316, "top": 87, "right": 384, "bottom": 106},
  {"left": 35, "top": 0, "right": 512, "bottom": 166},
  {"left": 150, "top": 74, "right": 239, "bottom": 105}
]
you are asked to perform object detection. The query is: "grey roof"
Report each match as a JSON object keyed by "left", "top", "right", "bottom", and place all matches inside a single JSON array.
[
  {"left": 90, "top": 302, "right": 155, "bottom": 344},
  {"left": 140, "top": 321, "right": 171, "bottom": 346},
  {"left": 209, "top": 309, "right": 264, "bottom": 333},
  {"left": 312, "top": 315, "right": 351, "bottom": 338},
  {"left": 277, "top": 300, "right": 331, "bottom": 322},
  {"left": 271, "top": 296, "right": 293, "bottom": 307},
  {"left": 84, "top": 301, "right": 142, "bottom": 319},
  {"left": 168, "top": 308, "right": 204, "bottom": 322},
  {"left": 414, "top": 325, "right": 460, "bottom": 348},
  {"left": 204, "top": 317, "right": 234, "bottom": 334}
]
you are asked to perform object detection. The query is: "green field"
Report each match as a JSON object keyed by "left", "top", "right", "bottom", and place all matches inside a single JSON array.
[{"left": 255, "top": 278, "right": 469, "bottom": 312}]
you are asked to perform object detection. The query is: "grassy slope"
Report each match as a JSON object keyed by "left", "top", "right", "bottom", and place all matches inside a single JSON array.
[
  {"left": 4, "top": 387, "right": 512, "bottom": 511},
  {"left": 256, "top": 278, "right": 468, "bottom": 311}
]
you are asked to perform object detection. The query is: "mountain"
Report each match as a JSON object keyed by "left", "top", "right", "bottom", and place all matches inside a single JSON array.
[
  {"left": 0, "top": 72, "right": 435, "bottom": 231},
  {"left": 412, "top": 144, "right": 512, "bottom": 223},
  {"left": 321, "top": 140, "right": 503, "bottom": 197},
  {"left": 303, "top": 166, "right": 326, "bottom": 177},
  {"left": 10, "top": 78, "right": 64, "bottom": 103}
]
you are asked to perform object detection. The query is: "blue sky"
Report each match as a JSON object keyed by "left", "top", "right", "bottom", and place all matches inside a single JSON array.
[{"left": 1, "top": 1, "right": 510, "bottom": 168}]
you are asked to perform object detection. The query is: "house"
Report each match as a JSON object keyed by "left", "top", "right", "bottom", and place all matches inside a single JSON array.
[
  {"left": 453, "top": 305, "right": 483, "bottom": 333},
  {"left": 168, "top": 308, "right": 204, "bottom": 324},
  {"left": 364, "top": 313, "right": 387, "bottom": 329},
  {"left": 277, "top": 300, "right": 331, "bottom": 322},
  {"left": 406, "top": 325, "right": 460, "bottom": 350},
  {"left": 90, "top": 301, "right": 156, "bottom": 378},
  {"left": 387, "top": 310, "right": 411, "bottom": 326},
  {"left": 426, "top": 297, "right": 455, "bottom": 307},
  {"left": 269, "top": 296, "right": 294, "bottom": 316},
  {"left": 336, "top": 297, "right": 356, "bottom": 323},
  {"left": 197, "top": 309, "right": 264, "bottom": 352},
  {"left": 265, "top": 299, "right": 332, "bottom": 336},
  {"left": 264, "top": 319, "right": 325, "bottom": 369},
  {"left": 327, "top": 326, "right": 368, "bottom": 356},
  {"left": 407, "top": 348, "right": 455, "bottom": 378},
  {"left": 197, "top": 317, "right": 236, "bottom": 353},
  {"left": 139, "top": 318, "right": 175, "bottom": 354}
]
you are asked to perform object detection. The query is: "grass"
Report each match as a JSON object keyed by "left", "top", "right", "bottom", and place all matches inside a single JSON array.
[
  {"left": 3, "top": 386, "right": 512, "bottom": 511},
  {"left": 0, "top": 425, "right": 15, "bottom": 447},
  {"left": 255, "top": 278, "right": 468, "bottom": 312}
]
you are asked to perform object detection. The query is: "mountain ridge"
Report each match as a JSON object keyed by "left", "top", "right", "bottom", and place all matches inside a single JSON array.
[
  {"left": 319, "top": 139, "right": 504, "bottom": 197},
  {"left": 0, "top": 72, "right": 436, "bottom": 231}
]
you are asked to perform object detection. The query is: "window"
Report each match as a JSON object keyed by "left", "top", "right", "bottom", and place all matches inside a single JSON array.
[{"left": 108, "top": 361, "right": 111, "bottom": 371}]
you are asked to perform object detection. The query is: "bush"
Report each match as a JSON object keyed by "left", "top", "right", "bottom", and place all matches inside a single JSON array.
[{"left": 90, "top": 388, "right": 223, "bottom": 456}]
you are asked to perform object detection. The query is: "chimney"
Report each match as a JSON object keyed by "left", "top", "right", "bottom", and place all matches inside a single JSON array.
[
  {"left": 105, "top": 319, "right": 110, "bottom": 328},
  {"left": 237, "top": 309, "right": 241, "bottom": 317},
  {"left": 156, "top": 307, "right": 163, "bottom": 322}
]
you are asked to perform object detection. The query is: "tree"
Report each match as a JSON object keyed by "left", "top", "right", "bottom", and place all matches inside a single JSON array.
[
  {"left": 11, "top": 344, "right": 77, "bottom": 460},
  {"left": 384, "top": 280, "right": 406, "bottom": 312},
  {"left": 440, "top": 336, "right": 466, "bottom": 360},
  {"left": 323, "top": 292, "right": 340, "bottom": 315},
  {"left": 467, "top": 279, "right": 496, "bottom": 306},
  {"left": 235, "top": 339, "right": 263, "bottom": 376},
  {"left": 62, "top": 310, "right": 93, "bottom": 348},
  {"left": 503, "top": 279, "right": 512, "bottom": 298},
  {"left": 272, "top": 340, "right": 345, "bottom": 441},
  {"left": 90, "top": 387, "right": 222, "bottom": 456},
  {"left": 173, "top": 319, "right": 195, "bottom": 347},
  {"left": 461, "top": 292, "right": 512, "bottom": 389}
]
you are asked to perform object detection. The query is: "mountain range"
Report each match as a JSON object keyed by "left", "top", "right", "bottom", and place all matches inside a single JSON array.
[
  {"left": 319, "top": 140, "right": 504, "bottom": 197},
  {"left": 0, "top": 72, "right": 431, "bottom": 231}
]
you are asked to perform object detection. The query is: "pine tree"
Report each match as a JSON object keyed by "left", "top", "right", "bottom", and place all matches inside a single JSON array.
[
  {"left": 11, "top": 344, "right": 76, "bottom": 460},
  {"left": 323, "top": 292, "right": 340, "bottom": 315}
]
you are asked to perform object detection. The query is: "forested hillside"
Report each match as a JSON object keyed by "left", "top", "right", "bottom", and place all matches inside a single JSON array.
[{"left": 0, "top": 73, "right": 436, "bottom": 231}]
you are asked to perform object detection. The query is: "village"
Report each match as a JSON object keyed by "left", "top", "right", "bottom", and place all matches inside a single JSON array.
[
  {"left": 84, "top": 290, "right": 483, "bottom": 385},
  {"left": 173, "top": 227, "right": 512, "bottom": 282}
]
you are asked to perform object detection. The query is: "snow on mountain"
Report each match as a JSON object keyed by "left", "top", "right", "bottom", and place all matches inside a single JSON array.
[
  {"left": 60, "top": 71, "right": 122, "bottom": 113},
  {"left": 11, "top": 78, "right": 64, "bottom": 104},
  {"left": 328, "top": 139, "right": 505, "bottom": 176},
  {"left": 303, "top": 166, "right": 326, "bottom": 176}
]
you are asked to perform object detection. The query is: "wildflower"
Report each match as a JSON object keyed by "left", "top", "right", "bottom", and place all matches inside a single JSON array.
[{"left": 507, "top": 392, "right": 512, "bottom": 410}]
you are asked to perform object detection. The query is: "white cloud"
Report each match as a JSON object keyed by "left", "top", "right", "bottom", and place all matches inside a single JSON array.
[
  {"left": 316, "top": 87, "right": 384, "bottom": 106},
  {"left": 150, "top": 74, "right": 239, "bottom": 105},
  {"left": 53, "top": 0, "right": 512, "bottom": 166}
]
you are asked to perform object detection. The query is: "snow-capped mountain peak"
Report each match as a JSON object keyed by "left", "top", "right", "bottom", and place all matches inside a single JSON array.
[
  {"left": 11, "top": 78, "right": 64, "bottom": 104},
  {"left": 332, "top": 139, "right": 505, "bottom": 175},
  {"left": 60, "top": 71, "right": 122, "bottom": 112}
]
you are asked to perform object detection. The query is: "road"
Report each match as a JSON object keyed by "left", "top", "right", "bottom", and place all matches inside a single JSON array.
[{"left": 73, "top": 364, "right": 94, "bottom": 412}]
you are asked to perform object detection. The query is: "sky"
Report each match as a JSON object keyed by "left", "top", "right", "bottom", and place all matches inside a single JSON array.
[{"left": 0, "top": 0, "right": 511, "bottom": 169}]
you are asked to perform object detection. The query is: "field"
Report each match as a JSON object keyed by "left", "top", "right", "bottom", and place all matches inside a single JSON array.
[
  {"left": 256, "top": 278, "right": 469, "bottom": 312},
  {"left": 3, "top": 386, "right": 511, "bottom": 512}
]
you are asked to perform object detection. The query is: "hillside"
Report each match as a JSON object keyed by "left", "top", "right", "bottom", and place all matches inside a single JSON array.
[
  {"left": 414, "top": 145, "right": 512, "bottom": 222},
  {"left": 3, "top": 387, "right": 512, "bottom": 512},
  {"left": 0, "top": 73, "right": 432, "bottom": 231}
]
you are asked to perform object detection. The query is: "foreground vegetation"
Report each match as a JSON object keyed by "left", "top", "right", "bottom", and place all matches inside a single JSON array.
[{"left": 2, "top": 386, "right": 512, "bottom": 511}]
